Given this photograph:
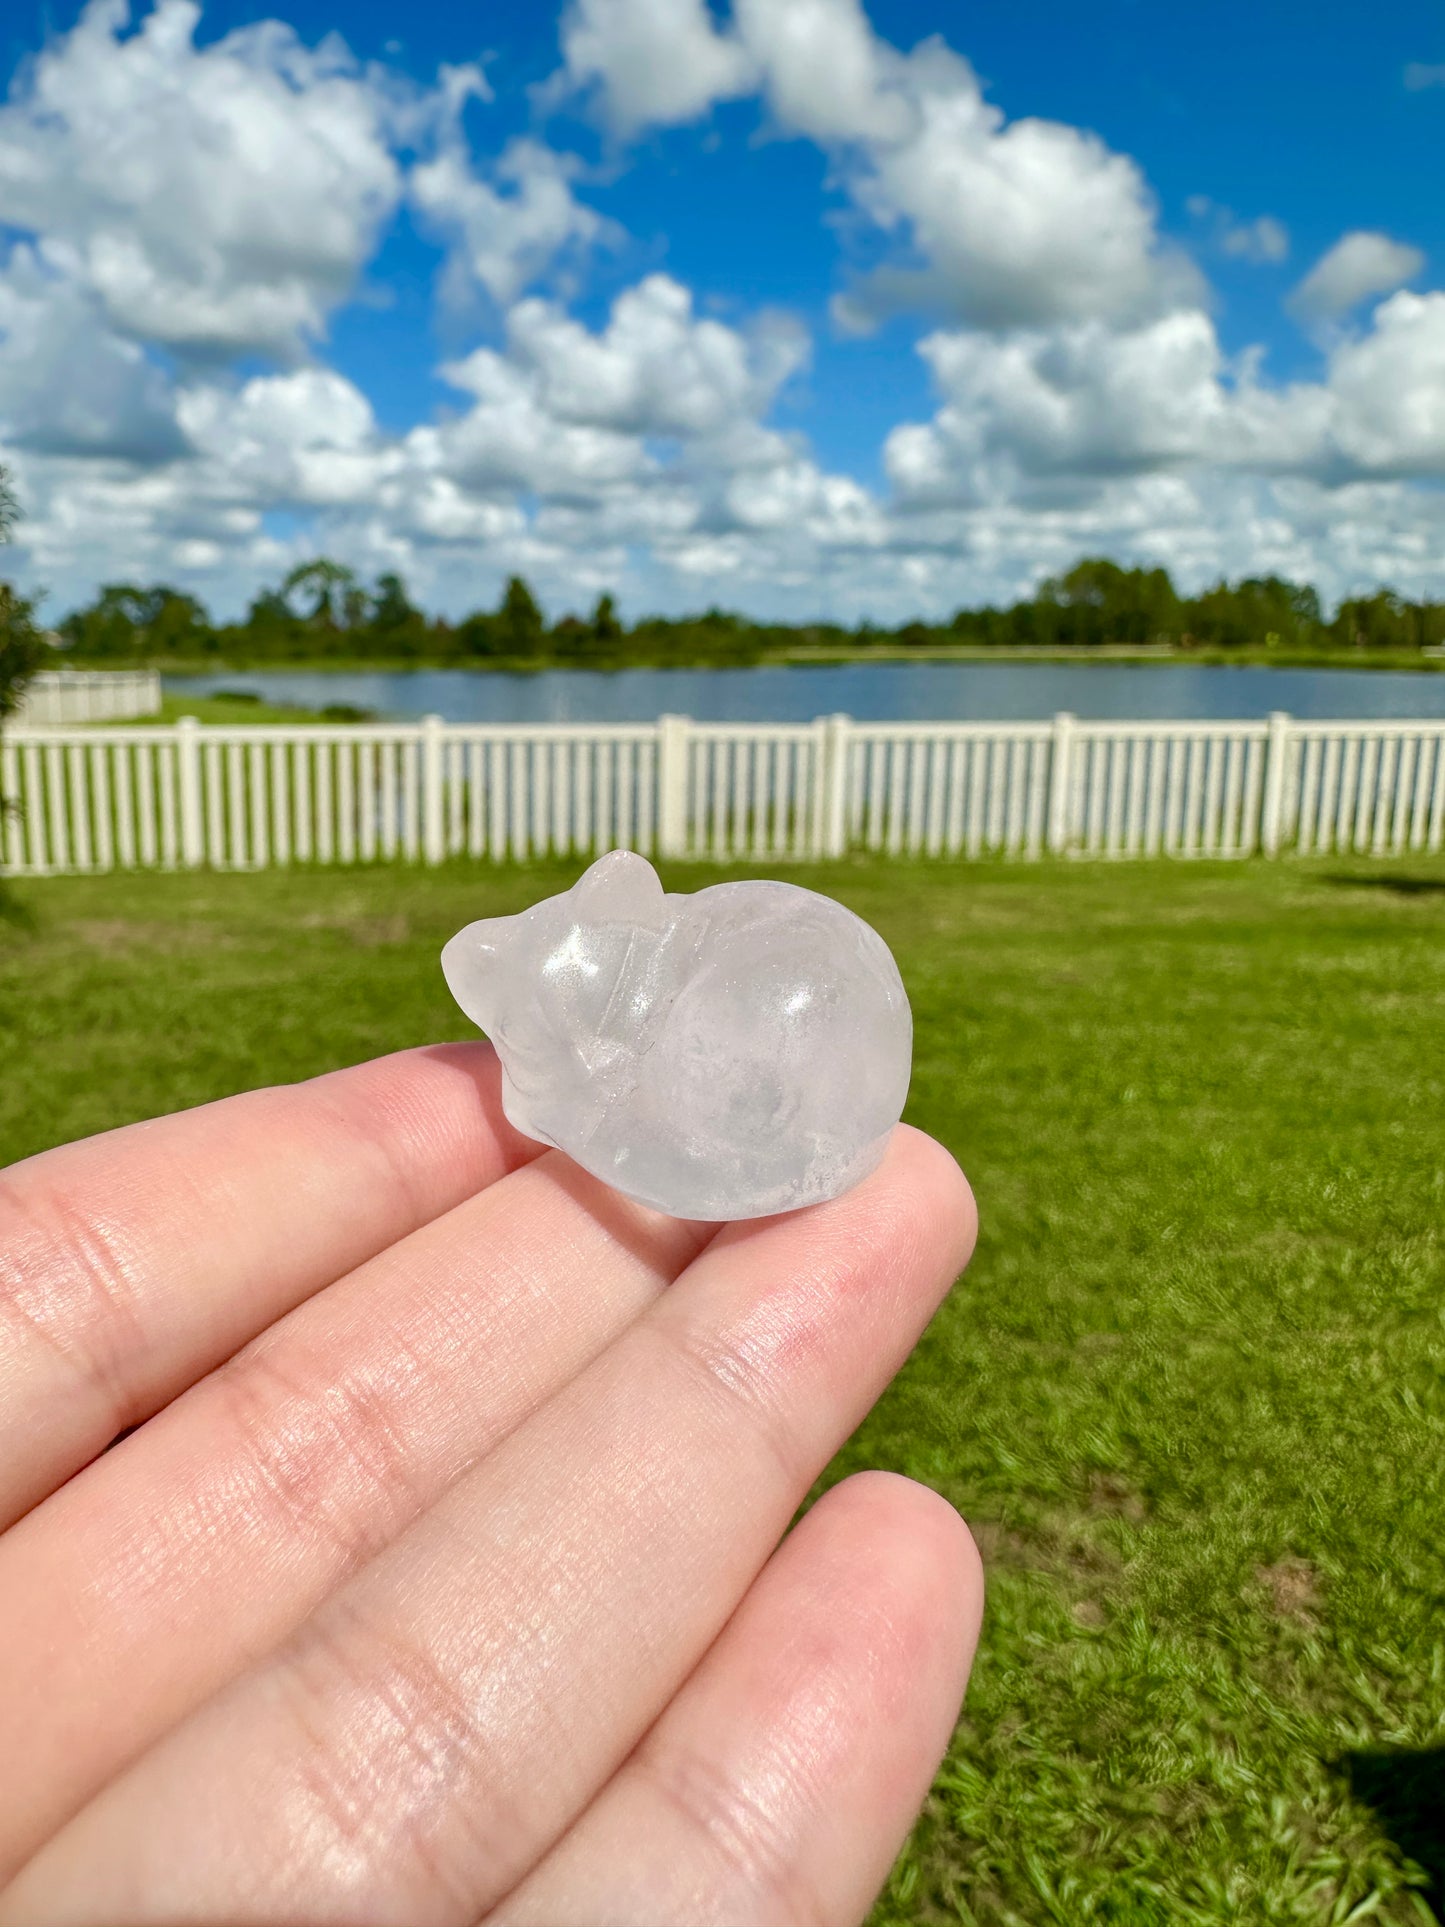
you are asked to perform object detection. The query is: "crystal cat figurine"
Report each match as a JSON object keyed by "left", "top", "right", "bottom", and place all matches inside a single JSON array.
[{"left": 441, "top": 850, "right": 912, "bottom": 1221}]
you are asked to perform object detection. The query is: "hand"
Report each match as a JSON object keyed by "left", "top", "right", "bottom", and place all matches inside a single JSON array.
[{"left": 0, "top": 1043, "right": 981, "bottom": 1925}]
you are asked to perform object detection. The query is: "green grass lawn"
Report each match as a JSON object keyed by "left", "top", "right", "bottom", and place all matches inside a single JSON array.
[
  {"left": 3, "top": 854, "right": 1443, "bottom": 1923},
  {"left": 139, "top": 689, "right": 381, "bottom": 726}
]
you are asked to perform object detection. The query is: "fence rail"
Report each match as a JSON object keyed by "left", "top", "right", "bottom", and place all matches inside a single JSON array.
[
  {"left": 13, "top": 669, "right": 162, "bottom": 727},
  {"left": 3, "top": 711, "right": 1444, "bottom": 877}
]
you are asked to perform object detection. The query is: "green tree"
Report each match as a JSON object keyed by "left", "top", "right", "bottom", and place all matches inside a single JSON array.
[
  {"left": 1, "top": 469, "right": 48, "bottom": 847},
  {"left": 455, "top": 610, "right": 503, "bottom": 659},
  {"left": 497, "top": 575, "right": 545, "bottom": 658},
  {"left": 1329, "top": 590, "right": 1419, "bottom": 651},
  {"left": 1037, "top": 558, "right": 1183, "bottom": 646},
  {"left": 366, "top": 572, "right": 429, "bottom": 659},
  {"left": 591, "top": 592, "right": 623, "bottom": 647},
  {"left": 371, "top": 573, "right": 414, "bottom": 633},
  {"left": 280, "top": 559, "right": 360, "bottom": 630},
  {"left": 61, "top": 584, "right": 211, "bottom": 660},
  {"left": 0, "top": 582, "right": 45, "bottom": 724}
]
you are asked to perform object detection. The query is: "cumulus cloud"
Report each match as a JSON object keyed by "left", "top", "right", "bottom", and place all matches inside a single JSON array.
[
  {"left": 4, "top": 0, "right": 1445, "bottom": 626},
  {"left": 0, "top": 0, "right": 419, "bottom": 358},
  {"left": 1, "top": 266, "right": 881, "bottom": 618},
  {"left": 409, "top": 274, "right": 813, "bottom": 505},
  {"left": 177, "top": 368, "right": 390, "bottom": 506},
  {"left": 558, "top": 0, "right": 755, "bottom": 130},
  {"left": 729, "top": 0, "right": 907, "bottom": 143},
  {"left": 885, "top": 289, "right": 1445, "bottom": 513},
  {"left": 411, "top": 136, "right": 615, "bottom": 309},
  {"left": 14, "top": 262, "right": 1445, "bottom": 627},
  {"left": 558, "top": 0, "right": 1191, "bottom": 331},
  {"left": 0, "top": 245, "right": 187, "bottom": 462},
  {"left": 1289, "top": 230, "right": 1425, "bottom": 322},
  {"left": 503, "top": 274, "right": 807, "bottom": 434},
  {"left": 1403, "top": 61, "right": 1445, "bottom": 89},
  {"left": 1324, "top": 291, "right": 1445, "bottom": 471},
  {"left": 0, "top": 0, "right": 602, "bottom": 358}
]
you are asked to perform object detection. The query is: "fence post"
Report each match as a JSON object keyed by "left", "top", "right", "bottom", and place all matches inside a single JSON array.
[
  {"left": 808, "top": 716, "right": 829, "bottom": 857},
  {"left": 422, "top": 714, "right": 445, "bottom": 865},
  {"left": 822, "top": 713, "right": 851, "bottom": 857},
  {"left": 177, "top": 715, "right": 204, "bottom": 868},
  {"left": 658, "top": 714, "right": 690, "bottom": 859},
  {"left": 1261, "top": 710, "right": 1292, "bottom": 857},
  {"left": 1047, "top": 712, "right": 1076, "bottom": 855}
]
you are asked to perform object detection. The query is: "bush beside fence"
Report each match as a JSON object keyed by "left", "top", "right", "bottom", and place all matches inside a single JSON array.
[{"left": 3, "top": 711, "right": 1444, "bottom": 877}]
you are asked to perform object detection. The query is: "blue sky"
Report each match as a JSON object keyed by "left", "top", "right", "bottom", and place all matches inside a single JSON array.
[{"left": 2, "top": 0, "right": 1445, "bottom": 622}]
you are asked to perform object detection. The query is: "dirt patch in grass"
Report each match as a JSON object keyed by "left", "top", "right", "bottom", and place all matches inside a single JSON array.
[
  {"left": 1087, "top": 1471, "right": 1150, "bottom": 1522},
  {"left": 1256, "top": 1555, "right": 1323, "bottom": 1626},
  {"left": 65, "top": 918, "right": 234, "bottom": 953}
]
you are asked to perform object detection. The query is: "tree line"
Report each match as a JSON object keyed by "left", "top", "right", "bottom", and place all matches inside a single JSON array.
[
  {"left": 0, "top": 470, "right": 46, "bottom": 729},
  {"left": 42, "top": 555, "right": 1445, "bottom": 667},
  {"left": 4, "top": 466, "right": 1445, "bottom": 700}
]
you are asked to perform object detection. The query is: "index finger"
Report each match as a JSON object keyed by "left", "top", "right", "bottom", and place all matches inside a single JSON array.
[{"left": 0, "top": 1043, "right": 541, "bottom": 1528}]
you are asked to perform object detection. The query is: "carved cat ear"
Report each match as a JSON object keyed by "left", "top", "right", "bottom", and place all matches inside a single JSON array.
[
  {"left": 568, "top": 849, "right": 668, "bottom": 927},
  {"left": 440, "top": 918, "right": 509, "bottom": 1032}
]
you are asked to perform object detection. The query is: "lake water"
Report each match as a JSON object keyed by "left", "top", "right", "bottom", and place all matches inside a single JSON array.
[{"left": 165, "top": 659, "right": 1445, "bottom": 724}]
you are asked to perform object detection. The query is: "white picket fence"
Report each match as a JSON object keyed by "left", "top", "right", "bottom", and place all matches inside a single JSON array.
[
  {"left": 13, "top": 669, "right": 162, "bottom": 727},
  {"left": 3, "top": 711, "right": 1444, "bottom": 877}
]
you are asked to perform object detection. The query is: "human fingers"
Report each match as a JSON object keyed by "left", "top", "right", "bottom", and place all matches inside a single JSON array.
[
  {"left": 487, "top": 1469, "right": 983, "bottom": 1927},
  {"left": 0, "top": 1043, "right": 540, "bottom": 1527},
  {"left": 1, "top": 1128, "right": 975, "bottom": 1927},
  {"left": 0, "top": 1153, "right": 714, "bottom": 1883}
]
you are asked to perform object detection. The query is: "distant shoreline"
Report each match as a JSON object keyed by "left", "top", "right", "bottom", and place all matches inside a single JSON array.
[{"left": 142, "top": 644, "right": 1445, "bottom": 677}]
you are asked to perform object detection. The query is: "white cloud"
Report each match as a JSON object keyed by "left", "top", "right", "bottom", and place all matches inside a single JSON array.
[
  {"left": 833, "top": 47, "right": 1188, "bottom": 329},
  {"left": 0, "top": 266, "right": 880, "bottom": 619},
  {"left": 885, "top": 290, "right": 1445, "bottom": 511},
  {"left": 558, "top": 0, "right": 754, "bottom": 130},
  {"left": 502, "top": 274, "right": 807, "bottom": 435},
  {"left": 177, "top": 368, "right": 389, "bottom": 506},
  {"left": 14, "top": 270, "right": 1445, "bottom": 627},
  {"left": 556, "top": 0, "right": 1191, "bottom": 331},
  {"left": 1289, "top": 230, "right": 1425, "bottom": 322},
  {"left": 0, "top": 243, "right": 186, "bottom": 462},
  {"left": 0, "top": 0, "right": 422, "bottom": 358},
  {"left": 730, "top": 0, "right": 907, "bottom": 143},
  {"left": 1403, "top": 61, "right": 1445, "bottom": 90},
  {"left": 885, "top": 314, "right": 1236, "bottom": 502},
  {"left": 408, "top": 274, "right": 812, "bottom": 506},
  {"left": 1220, "top": 216, "right": 1289, "bottom": 264},
  {"left": 1186, "top": 196, "right": 1289, "bottom": 263},
  {"left": 411, "top": 136, "right": 614, "bottom": 309},
  {"left": 1325, "top": 291, "right": 1445, "bottom": 472}
]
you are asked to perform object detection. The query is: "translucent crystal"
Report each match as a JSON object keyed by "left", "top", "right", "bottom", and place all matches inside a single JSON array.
[{"left": 441, "top": 850, "right": 912, "bottom": 1221}]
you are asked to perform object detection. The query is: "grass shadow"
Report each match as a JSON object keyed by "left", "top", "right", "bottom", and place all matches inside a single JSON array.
[
  {"left": 1323, "top": 874, "right": 1445, "bottom": 897},
  {"left": 1340, "top": 1745, "right": 1445, "bottom": 1913},
  {"left": 0, "top": 880, "right": 36, "bottom": 934}
]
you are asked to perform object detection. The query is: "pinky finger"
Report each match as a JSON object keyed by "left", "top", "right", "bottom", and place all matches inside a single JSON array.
[{"left": 484, "top": 1470, "right": 984, "bottom": 1927}]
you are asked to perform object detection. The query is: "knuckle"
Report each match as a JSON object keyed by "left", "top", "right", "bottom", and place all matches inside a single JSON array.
[
  {"left": 0, "top": 1171, "right": 149, "bottom": 1430},
  {"left": 213, "top": 1343, "right": 428, "bottom": 1576},
  {"left": 282, "top": 1596, "right": 512, "bottom": 1911},
  {"left": 634, "top": 1736, "right": 829, "bottom": 1927},
  {"left": 657, "top": 1315, "right": 811, "bottom": 1495}
]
